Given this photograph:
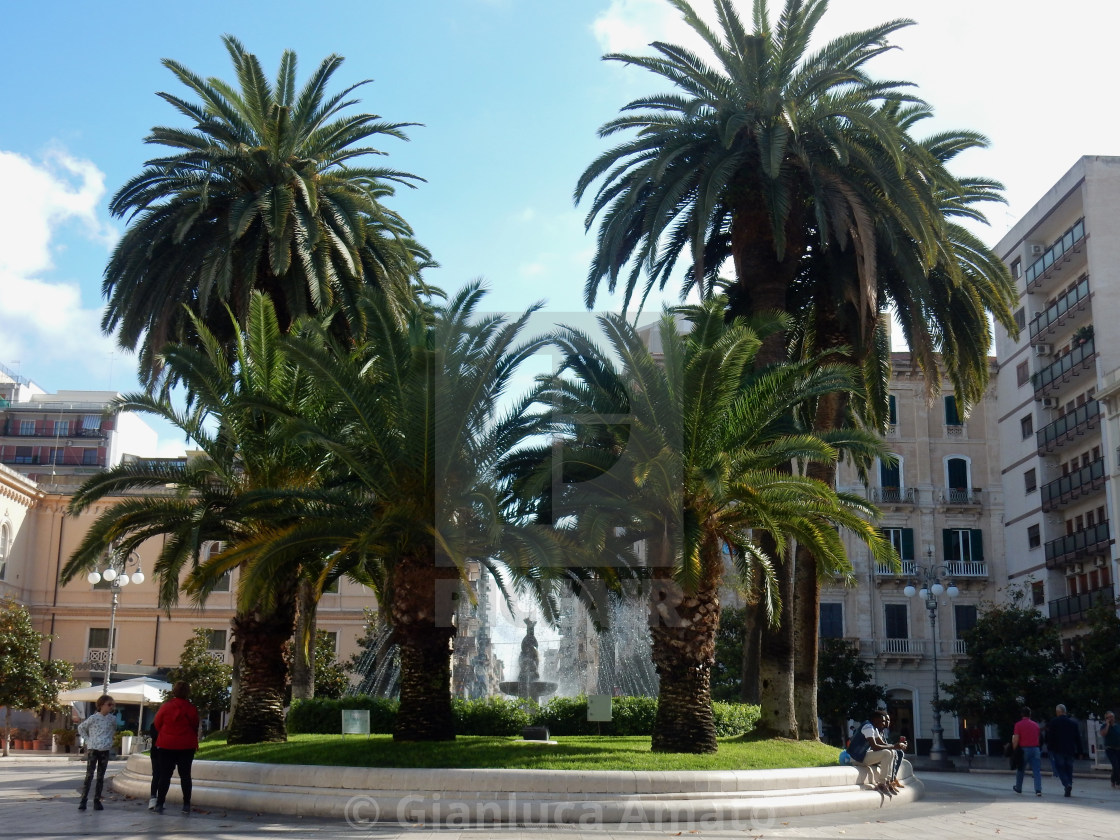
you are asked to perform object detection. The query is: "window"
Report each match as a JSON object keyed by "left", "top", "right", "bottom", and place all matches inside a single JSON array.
[
  {"left": 81, "top": 449, "right": 99, "bottom": 466},
  {"left": 324, "top": 577, "right": 340, "bottom": 594},
  {"left": 1020, "top": 415, "right": 1033, "bottom": 438},
  {"left": 87, "top": 627, "right": 115, "bottom": 649},
  {"left": 884, "top": 604, "right": 909, "bottom": 639},
  {"left": 1027, "top": 524, "right": 1041, "bottom": 549},
  {"left": 1014, "top": 308, "right": 1026, "bottom": 332},
  {"left": 1031, "top": 581, "right": 1045, "bottom": 607},
  {"left": 48, "top": 447, "right": 64, "bottom": 465},
  {"left": 946, "top": 458, "right": 969, "bottom": 490},
  {"left": 943, "top": 529, "right": 984, "bottom": 564},
  {"left": 211, "top": 571, "right": 232, "bottom": 592},
  {"left": 19, "top": 420, "right": 35, "bottom": 435},
  {"left": 954, "top": 604, "right": 978, "bottom": 638},
  {"left": 204, "top": 629, "right": 227, "bottom": 651},
  {"left": 1024, "top": 469, "right": 1037, "bottom": 493},
  {"left": 321, "top": 630, "right": 338, "bottom": 654},
  {"left": 0, "top": 523, "right": 9, "bottom": 581},
  {"left": 881, "top": 528, "right": 914, "bottom": 561},
  {"left": 82, "top": 414, "right": 101, "bottom": 431},
  {"left": 54, "top": 419, "right": 69, "bottom": 435},
  {"left": 944, "top": 396, "right": 961, "bottom": 426},
  {"left": 879, "top": 458, "right": 901, "bottom": 489},
  {"left": 887, "top": 395, "right": 898, "bottom": 426},
  {"left": 1016, "top": 361, "right": 1030, "bottom": 387},
  {"left": 1011, "top": 258, "right": 1022, "bottom": 279},
  {"left": 202, "top": 542, "right": 232, "bottom": 591},
  {"left": 14, "top": 446, "right": 33, "bottom": 464},
  {"left": 820, "top": 603, "right": 843, "bottom": 639}
]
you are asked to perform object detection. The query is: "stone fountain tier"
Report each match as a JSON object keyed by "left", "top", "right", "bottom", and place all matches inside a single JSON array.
[
  {"left": 498, "top": 679, "right": 558, "bottom": 699},
  {"left": 499, "top": 618, "right": 557, "bottom": 705}
]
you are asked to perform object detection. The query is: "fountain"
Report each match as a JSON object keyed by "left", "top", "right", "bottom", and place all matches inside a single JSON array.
[{"left": 498, "top": 618, "right": 558, "bottom": 703}]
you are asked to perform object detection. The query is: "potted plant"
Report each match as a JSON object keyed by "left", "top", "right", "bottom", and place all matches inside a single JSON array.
[
  {"left": 115, "top": 729, "right": 135, "bottom": 755},
  {"left": 53, "top": 728, "right": 77, "bottom": 753},
  {"left": 30, "top": 729, "right": 45, "bottom": 750},
  {"left": 12, "top": 728, "right": 32, "bottom": 749}
]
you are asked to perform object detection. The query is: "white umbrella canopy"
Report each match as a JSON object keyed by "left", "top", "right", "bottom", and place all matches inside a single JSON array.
[{"left": 58, "top": 676, "right": 172, "bottom": 705}]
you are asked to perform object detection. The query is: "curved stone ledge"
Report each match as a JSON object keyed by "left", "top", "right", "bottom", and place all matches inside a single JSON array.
[{"left": 114, "top": 754, "right": 922, "bottom": 824}]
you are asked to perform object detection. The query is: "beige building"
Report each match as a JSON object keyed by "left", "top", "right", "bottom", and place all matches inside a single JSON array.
[
  {"left": 994, "top": 156, "right": 1118, "bottom": 647},
  {"left": 828, "top": 352, "right": 1005, "bottom": 756}
]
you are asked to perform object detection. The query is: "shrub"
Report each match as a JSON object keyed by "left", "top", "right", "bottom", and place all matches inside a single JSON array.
[
  {"left": 533, "top": 695, "right": 594, "bottom": 735},
  {"left": 712, "top": 701, "right": 760, "bottom": 736},
  {"left": 453, "top": 697, "right": 531, "bottom": 735},
  {"left": 53, "top": 728, "right": 77, "bottom": 747},
  {"left": 610, "top": 695, "right": 658, "bottom": 735},
  {"left": 287, "top": 696, "right": 398, "bottom": 734}
]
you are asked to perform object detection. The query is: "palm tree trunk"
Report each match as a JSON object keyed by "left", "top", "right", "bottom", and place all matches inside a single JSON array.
[
  {"left": 793, "top": 537, "right": 822, "bottom": 739},
  {"left": 757, "top": 548, "right": 797, "bottom": 738},
  {"left": 391, "top": 554, "right": 457, "bottom": 741},
  {"left": 649, "top": 564, "right": 721, "bottom": 753},
  {"left": 225, "top": 598, "right": 297, "bottom": 744},
  {"left": 739, "top": 600, "right": 761, "bottom": 703},
  {"left": 290, "top": 578, "right": 317, "bottom": 701}
]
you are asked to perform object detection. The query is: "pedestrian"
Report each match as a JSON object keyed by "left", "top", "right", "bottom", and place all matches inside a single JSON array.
[
  {"left": 1047, "top": 704, "right": 1081, "bottom": 797},
  {"left": 847, "top": 710, "right": 907, "bottom": 794},
  {"left": 1012, "top": 706, "right": 1043, "bottom": 796},
  {"left": 151, "top": 681, "right": 200, "bottom": 814},
  {"left": 76, "top": 695, "right": 117, "bottom": 811},
  {"left": 1100, "top": 711, "right": 1120, "bottom": 788},
  {"left": 147, "top": 721, "right": 161, "bottom": 810}
]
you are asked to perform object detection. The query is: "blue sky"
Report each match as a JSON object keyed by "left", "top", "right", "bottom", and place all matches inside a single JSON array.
[{"left": 1, "top": 0, "right": 1118, "bottom": 455}]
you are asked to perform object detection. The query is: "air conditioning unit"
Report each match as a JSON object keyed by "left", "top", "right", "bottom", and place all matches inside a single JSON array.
[
  {"left": 1071, "top": 562, "right": 1085, "bottom": 575},
  {"left": 1042, "top": 397, "right": 1060, "bottom": 409},
  {"left": 1034, "top": 343, "right": 1054, "bottom": 356},
  {"left": 1030, "top": 243, "right": 1044, "bottom": 256},
  {"left": 1094, "top": 557, "right": 1107, "bottom": 568}
]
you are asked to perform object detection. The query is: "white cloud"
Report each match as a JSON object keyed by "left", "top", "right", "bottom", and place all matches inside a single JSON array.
[
  {"left": 592, "top": 0, "right": 694, "bottom": 55},
  {"left": 0, "top": 149, "right": 119, "bottom": 381}
]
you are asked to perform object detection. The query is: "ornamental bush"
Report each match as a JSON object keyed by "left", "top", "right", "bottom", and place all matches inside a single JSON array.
[
  {"left": 452, "top": 697, "right": 532, "bottom": 735},
  {"left": 287, "top": 696, "right": 398, "bottom": 734}
]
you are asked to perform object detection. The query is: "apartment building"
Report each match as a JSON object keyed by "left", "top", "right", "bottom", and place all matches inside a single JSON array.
[
  {"left": 0, "top": 365, "right": 157, "bottom": 489},
  {"left": 994, "top": 156, "right": 1119, "bottom": 647},
  {"left": 828, "top": 352, "right": 1005, "bottom": 756}
]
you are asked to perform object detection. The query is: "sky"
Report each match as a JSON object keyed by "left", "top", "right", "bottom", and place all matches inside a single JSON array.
[{"left": 1, "top": 0, "right": 1118, "bottom": 456}]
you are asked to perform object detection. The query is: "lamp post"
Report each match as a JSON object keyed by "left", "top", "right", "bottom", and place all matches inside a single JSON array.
[
  {"left": 903, "top": 549, "right": 958, "bottom": 764},
  {"left": 87, "top": 549, "right": 144, "bottom": 692}
]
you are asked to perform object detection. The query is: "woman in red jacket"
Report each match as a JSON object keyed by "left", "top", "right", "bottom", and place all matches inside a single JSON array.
[{"left": 152, "top": 681, "right": 200, "bottom": 814}]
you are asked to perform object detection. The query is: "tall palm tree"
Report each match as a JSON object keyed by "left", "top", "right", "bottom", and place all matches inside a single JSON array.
[
  {"left": 532, "top": 300, "right": 894, "bottom": 752},
  {"left": 103, "top": 36, "right": 431, "bottom": 386},
  {"left": 234, "top": 283, "right": 567, "bottom": 740},
  {"left": 61, "top": 293, "right": 329, "bottom": 743}
]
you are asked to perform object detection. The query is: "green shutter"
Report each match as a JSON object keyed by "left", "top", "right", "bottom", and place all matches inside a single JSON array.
[
  {"left": 888, "top": 395, "right": 897, "bottom": 425},
  {"left": 902, "top": 528, "right": 914, "bottom": 561},
  {"left": 945, "top": 395, "right": 960, "bottom": 425},
  {"left": 970, "top": 529, "right": 984, "bottom": 562},
  {"left": 943, "top": 529, "right": 953, "bottom": 561}
]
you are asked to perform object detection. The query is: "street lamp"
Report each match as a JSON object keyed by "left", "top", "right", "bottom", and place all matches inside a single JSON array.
[
  {"left": 903, "top": 548, "right": 959, "bottom": 763},
  {"left": 87, "top": 548, "right": 144, "bottom": 692}
]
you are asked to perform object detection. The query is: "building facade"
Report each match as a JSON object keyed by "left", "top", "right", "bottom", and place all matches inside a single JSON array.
[
  {"left": 828, "top": 352, "right": 1005, "bottom": 755},
  {"left": 994, "top": 156, "right": 1119, "bottom": 648}
]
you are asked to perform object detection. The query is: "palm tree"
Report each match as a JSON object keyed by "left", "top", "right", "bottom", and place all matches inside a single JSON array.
[
  {"left": 103, "top": 35, "right": 431, "bottom": 386},
  {"left": 533, "top": 300, "right": 894, "bottom": 752},
  {"left": 236, "top": 283, "right": 566, "bottom": 740},
  {"left": 61, "top": 293, "right": 329, "bottom": 743}
]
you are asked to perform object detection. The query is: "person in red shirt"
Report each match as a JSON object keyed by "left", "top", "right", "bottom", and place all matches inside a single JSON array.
[
  {"left": 152, "top": 681, "right": 201, "bottom": 814},
  {"left": 1012, "top": 706, "right": 1043, "bottom": 796}
]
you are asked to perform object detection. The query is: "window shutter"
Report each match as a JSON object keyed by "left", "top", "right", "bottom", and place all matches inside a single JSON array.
[
  {"left": 970, "top": 530, "right": 984, "bottom": 562},
  {"left": 944, "top": 396, "right": 960, "bottom": 425},
  {"left": 902, "top": 529, "right": 914, "bottom": 561},
  {"left": 943, "top": 529, "right": 953, "bottom": 560},
  {"left": 888, "top": 395, "right": 897, "bottom": 425}
]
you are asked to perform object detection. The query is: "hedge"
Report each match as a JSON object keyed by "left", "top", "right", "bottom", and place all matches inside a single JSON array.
[{"left": 287, "top": 694, "right": 760, "bottom": 738}]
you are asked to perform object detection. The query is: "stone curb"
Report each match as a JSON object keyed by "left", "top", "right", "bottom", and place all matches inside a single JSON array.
[{"left": 113, "top": 755, "right": 923, "bottom": 824}]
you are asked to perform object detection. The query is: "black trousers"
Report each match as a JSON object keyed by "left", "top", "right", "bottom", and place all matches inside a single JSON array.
[
  {"left": 80, "top": 749, "right": 110, "bottom": 802},
  {"left": 154, "top": 748, "right": 195, "bottom": 807},
  {"left": 149, "top": 746, "right": 161, "bottom": 798}
]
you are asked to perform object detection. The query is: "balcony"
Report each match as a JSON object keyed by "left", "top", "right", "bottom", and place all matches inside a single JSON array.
[
  {"left": 1025, "top": 218, "right": 1088, "bottom": 293},
  {"left": 1032, "top": 337, "right": 1096, "bottom": 397},
  {"left": 875, "top": 559, "right": 917, "bottom": 578},
  {"left": 1036, "top": 400, "right": 1101, "bottom": 454},
  {"left": 1029, "top": 275, "right": 1091, "bottom": 341},
  {"left": 1048, "top": 585, "right": 1115, "bottom": 625},
  {"left": 872, "top": 487, "right": 917, "bottom": 507},
  {"left": 879, "top": 638, "right": 921, "bottom": 657},
  {"left": 1040, "top": 458, "right": 1106, "bottom": 512},
  {"left": 942, "top": 560, "right": 989, "bottom": 578},
  {"left": 939, "top": 488, "right": 983, "bottom": 510},
  {"left": 872, "top": 639, "right": 967, "bottom": 659},
  {"left": 1045, "top": 521, "right": 1112, "bottom": 569}
]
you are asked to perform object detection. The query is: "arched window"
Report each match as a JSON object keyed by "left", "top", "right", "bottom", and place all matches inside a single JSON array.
[{"left": 0, "top": 522, "right": 9, "bottom": 581}]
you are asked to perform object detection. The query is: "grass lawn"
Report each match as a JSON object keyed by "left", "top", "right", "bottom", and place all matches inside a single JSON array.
[{"left": 196, "top": 734, "right": 840, "bottom": 771}]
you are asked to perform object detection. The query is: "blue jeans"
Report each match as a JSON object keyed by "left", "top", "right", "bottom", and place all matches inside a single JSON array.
[
  {"left": 1052, "top": 752, "right": 1074, "bottom": 790},
  {"left": 1016, "top": 746, "right": 1042, "bottom": 793}
]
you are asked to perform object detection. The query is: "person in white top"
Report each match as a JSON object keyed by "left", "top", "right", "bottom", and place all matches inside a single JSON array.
[{"left": 76, "top": 695, "right": 117, "bottom": 811}]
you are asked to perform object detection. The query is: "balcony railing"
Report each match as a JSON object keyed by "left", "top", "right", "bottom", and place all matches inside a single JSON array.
[
  {"left": 1032, "top": 337, "right": 1096, "bottom": 395},
  {"left": 1049, "top": 585, "right": 1115, "bottom": 625},
  {"left": 1041, "top": 458, "right": 1107, "bottom": 512},
  {"left": 1036, "top": 400, "right": 1100, "bottom": 454},
  {"left": 871, "top": 639, "right": 967, "bottom": 657},
  {"left": 872, "top": 487, "right": 917, "bottom": 505},
  {"left": 1045, "top": 520, "right": 1111, "bottom": 568},
  {"left": 1029, "top": 275, "right": 1091, "bottom": 340},
  {"left": 880, "top": 638, "right": 919, "bottom": 655},
  {"left": 939, "top": 488, "right": 983, "bottom": 507},
  {"left": 1025, "top": 218, "right": 1087, "bottom": 290},
  {"left": 943, "top": 560, "right": 989, "bottom": 578},
  {"left": 875, "top": 559, "right": 917, "bottom": 577}
]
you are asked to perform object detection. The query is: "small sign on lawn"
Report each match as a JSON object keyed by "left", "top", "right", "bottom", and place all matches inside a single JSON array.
[
  {"left": 587, "top": 694, "right": 612, "bottom": 722},
  {"left": 341, "top": 709, "right": 371, "bottom": 737}
]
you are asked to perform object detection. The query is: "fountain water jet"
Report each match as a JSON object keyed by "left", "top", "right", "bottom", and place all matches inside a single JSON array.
[{"left": 498, "top": 618, "right": 557, "bottom": 703}]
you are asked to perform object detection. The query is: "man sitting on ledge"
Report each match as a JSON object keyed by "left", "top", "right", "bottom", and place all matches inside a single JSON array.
[{"left": 848, "top": 711, "right": 907, "bottom": 794}]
